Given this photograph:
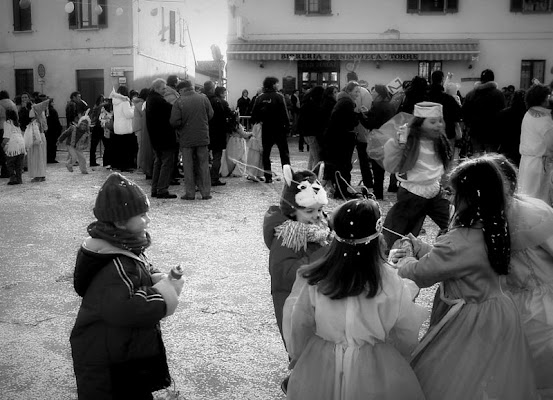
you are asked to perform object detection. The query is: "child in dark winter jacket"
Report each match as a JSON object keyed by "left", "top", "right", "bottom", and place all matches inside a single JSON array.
[
  {"left": 263, "top": 165, "right": 332, "bottom": 342},
  {"left": 70, "top": 172, "right": 183, "bottom": 400}
]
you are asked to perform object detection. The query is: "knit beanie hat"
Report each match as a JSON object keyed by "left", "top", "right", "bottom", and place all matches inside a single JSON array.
[
  {"left": 93, "top": 172, "right": 150, "bottom": 223},
  {"left": 280, "top": 164, "right": 328, "bottom": 218}
]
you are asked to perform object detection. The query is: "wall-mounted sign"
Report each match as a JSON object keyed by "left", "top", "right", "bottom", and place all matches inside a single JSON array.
[
  {"left": 118, "top": 77, "right": 127, "bottom": 84},
  {"left": 281, "top": 53, "right": 419, "bottom": 61},
  {"left": 37, "top": 64, "right": 46, "bottom": 78},
  {"left": 110, "top": 67, "right": 133, "bottom": 77}
]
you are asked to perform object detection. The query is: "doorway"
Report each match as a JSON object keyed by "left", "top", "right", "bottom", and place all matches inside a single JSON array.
[{"left": 76, "top": 69, "right": 104, "bottom": 108}]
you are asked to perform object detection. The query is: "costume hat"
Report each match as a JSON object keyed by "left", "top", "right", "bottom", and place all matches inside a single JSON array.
[
  {"left": 414, "top": 102, "right": 443, "bottom": 118},
  {"left": 93, "top": 172, "right": 150, "bottom": 223},
  {"left": 280, "top": 164, "right": 328, "bottom": 218}
]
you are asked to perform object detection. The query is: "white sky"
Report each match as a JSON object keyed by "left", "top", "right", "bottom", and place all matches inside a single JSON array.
[{"left": 186, "top": 0, "right": 228, "bottom": 61}]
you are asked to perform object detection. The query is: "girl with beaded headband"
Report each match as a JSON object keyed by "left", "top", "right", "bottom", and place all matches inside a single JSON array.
[
  {"left": 490, "top": 153, "right": 553, "bottom": 399},
  {"left": 394, "top": 156, "right": 539, "bottom": 400},
  {"left": 282, "top": 198, "right": 427, "bottom": 400}
]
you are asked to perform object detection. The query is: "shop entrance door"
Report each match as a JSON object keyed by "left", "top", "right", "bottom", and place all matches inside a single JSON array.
[
  {"left": 298, "top": 60, "right": 340, "bottom": 91},
  {"left": 76, "top": 69, "right": 104, "bottom": 108}
]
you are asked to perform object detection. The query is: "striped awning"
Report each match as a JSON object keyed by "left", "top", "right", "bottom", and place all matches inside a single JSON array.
[{"left": 227, "top": 40, "right": 479, "bottom": 62}]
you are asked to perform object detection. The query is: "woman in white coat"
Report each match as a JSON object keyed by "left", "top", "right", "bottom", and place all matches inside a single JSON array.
[
  {"left": 518, "top": 84, "right": 553, "bottom": 205},
  {"left": 110, "top": 86, "right": 136, "bottom": 171}
]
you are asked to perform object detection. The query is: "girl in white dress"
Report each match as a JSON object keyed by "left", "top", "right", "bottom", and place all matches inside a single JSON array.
[
  {"left": 495, "top": 154, "right": 553, "bottom": 400},
  {"left": 283, "top": 198, "right": 427, "bottom": 400}
]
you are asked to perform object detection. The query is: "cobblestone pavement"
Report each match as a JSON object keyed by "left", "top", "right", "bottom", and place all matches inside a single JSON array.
[{"left": 0, "top": 139, "right": 439, "bottom": 399}]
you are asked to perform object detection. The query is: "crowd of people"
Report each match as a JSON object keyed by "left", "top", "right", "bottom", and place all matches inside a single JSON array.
[{"left": 2, "top": 69, "right": 553, "bottom": 399}]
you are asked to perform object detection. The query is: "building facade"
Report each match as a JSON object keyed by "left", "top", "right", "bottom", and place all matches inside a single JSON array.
[
  {"left": 1, "top": 0, "right": 196, "bottom": 124},
  {"left": 225, "top": 0, "right": 553, "bottom": 104}
]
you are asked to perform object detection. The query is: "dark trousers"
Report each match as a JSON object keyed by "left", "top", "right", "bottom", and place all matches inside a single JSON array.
[
  {"left": 325, "top": 139, "right": 356, "bottom": 196},
  {"left": 46, "top": 130, "right": 60, "bottom": 163},
  {"left": 6, "top": 154, "right": 24, "bottom": 183},
  {"left": 261, "top": 130, "right": 290, "bottom": 182},
  {"left": 370, "top": 159, "right": 385, "bottom": 199},
  {"left": 181, "top": 145, "right": 211, "bottom": 198},
  {"left": 102, "top": 136, "right": 112, "bottom": 167},
  {"left": 151, "top": 149, "right": 175, "bottom": 195},
  {"left": 356, "top": 141, "right": 373, "bottom": 188},
  {"left": 210, "top": 148, "right": 223, "bottom": 183},
  {"left": 0, "top": 131, "right": 7, "bottom": 177},
  {"left": 111, "top": 133, "right": 137, "bottom": 171},
  {"left": 89, "top": 124, "right": 104, "bottom": 166},
  {"left": 383, "top": 186, "right": 450, "bottom": 249}
]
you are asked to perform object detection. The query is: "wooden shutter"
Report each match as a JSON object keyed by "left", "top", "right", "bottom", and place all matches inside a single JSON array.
[
  {"left": 407, "top": 0, "right": 419, "bottom": 13},
  {"left": 21, "top": 3, "right": 32, "bottom": 30},
  {"left": 169, "top": 10, "right": 176, "bottom": 43},
  {"left": 13, "top": 0, "right": 21, "bottom": 31},
  {"left": 446, "top": 0, "right": 458, "bottom": 12},
  {"left": 320, "top": 0, "right": 331, "bottom": 14},
  {"left": 295, "top": 0, "right": 306, "bottom": 14},
  {"left": 13, "top": 0, "right": 32, "bottom": 31},
  {"left": 510, "top": 0, "right": 523, "bottom": 11},
  {"left": 98, "top": 0, "right": 107, "bottom": 28},
  {"left": 68, "top": 1, "right": 77, "bottom": 29}
]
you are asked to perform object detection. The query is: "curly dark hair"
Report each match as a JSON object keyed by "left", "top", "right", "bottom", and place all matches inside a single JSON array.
[
  {"left": 525, "top": 84, "right": 551, "bottom": 108},
  {"left": 301, "top": 199, "right": 385, "bottom": 299},
  {"left": 262, "top": 76, "right": 279, "bottom": 91}
]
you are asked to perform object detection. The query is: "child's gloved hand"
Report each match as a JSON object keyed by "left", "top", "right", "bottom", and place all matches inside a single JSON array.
[
  {"left": 169, "top": 276, "right": 184, "bottom": 297},
  {"left": 153, "top": 276, "right": 184, "bottom": 317}
]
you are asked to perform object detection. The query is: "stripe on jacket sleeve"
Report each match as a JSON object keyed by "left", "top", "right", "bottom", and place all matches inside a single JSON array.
[
  {"left": 135, "top": 289, "right": 165, "bottom": 302},
  {"left": 114, "top": 257, "right": 134, "bottom": 298}
]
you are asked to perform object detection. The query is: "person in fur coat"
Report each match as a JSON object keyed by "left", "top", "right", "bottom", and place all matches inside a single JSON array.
[{"left": 2, "top": 109, "right": 26, "bottom": 185}]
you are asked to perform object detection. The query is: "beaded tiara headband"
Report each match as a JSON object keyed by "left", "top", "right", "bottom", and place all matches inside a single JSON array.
[{"left": 333, "top": 198, "right": 384, "bottom": 245}]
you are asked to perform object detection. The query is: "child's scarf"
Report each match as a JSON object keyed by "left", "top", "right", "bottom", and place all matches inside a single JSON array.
[
  {"left": 274, "top": 220, "right": 332, "bottom": 252},
  {"left": 87, "top": 221, "right": 151, "bottom": 255}
]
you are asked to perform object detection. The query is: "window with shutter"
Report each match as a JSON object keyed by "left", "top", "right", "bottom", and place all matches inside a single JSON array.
[
  {"left": 407, "top": 0, "right": 459, "bottom": 13},
  {"left": 67, "top": 0, "right": 108, "bottom": 29},
  {"left": 98, "top": 0, "right": 107, "bottom": 27},
  {"left": 295, "top": 0, "right": 331, "bottom": 15},
  {"left": 295, "top": 0, "right": 306, "bottom": 14},
  {"left": 13, "top": 0, "right": 32, "bottom": 31},
  {"left": 513, "top": 0, "right": 552, "bottom": 12}
]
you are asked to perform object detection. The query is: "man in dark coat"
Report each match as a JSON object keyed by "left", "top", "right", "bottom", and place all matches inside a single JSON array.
[
  {"left": 251, "top": 76, "right": 290, "bottom": 183},
  {"left": 145, "top": 78, "right": 178, "bottom": 199},
  {"left": 462, "top": 69, "right": 506, "bottom": 154},
  {"left": 427, "top": 70, "right": 462, "bottom": 144},
  {"left": 207, "top": 83, "right": 232, "bottom": 186}
]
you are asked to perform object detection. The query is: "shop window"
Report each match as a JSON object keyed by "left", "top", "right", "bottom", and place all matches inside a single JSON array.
[
  {"left": 295, "top": 0, "right": 331, "bottom": 15},
  {"left": 520, "top": 60, "right": 545, "bottom": 89},
  {"left": 511, "top": 0, "right": 552, "bottom": 12},
  {"left": 15, "top": 69, "right": 34, "bottom": 96},
  {"left": 12, "top": 0, "right": 32, "bottom": 31},
  {"left": 68, "top": 0, "right": 108, "bottom": 29},
  {"left": 407, "top": 0, "right": 458, "bottom": 13},
  {"left": 418, "top": 61, "right": 442, "bottom": 82},
  {"left": 299, "top": 61, "right": 339, "bottom": 90}
]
